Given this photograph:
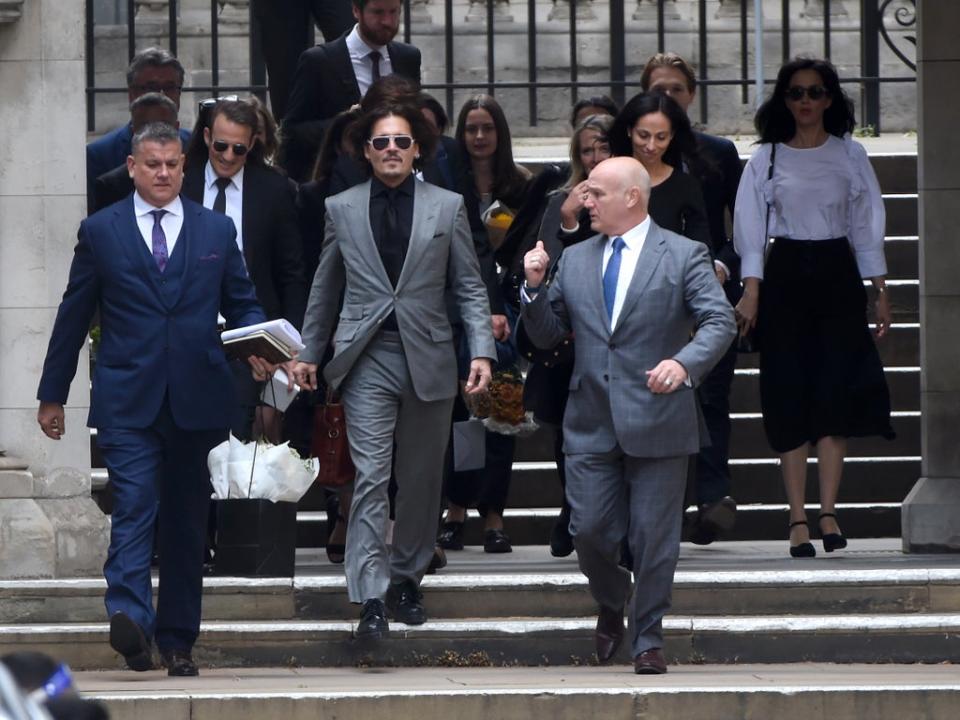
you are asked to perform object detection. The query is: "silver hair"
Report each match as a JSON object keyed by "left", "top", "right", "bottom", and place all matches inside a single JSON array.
[
  {"left": 126, "top": 46, "right": 185, "bottom": 88},
  {"left": 131, "top": 122, "right": 181, "bottom": 154}
]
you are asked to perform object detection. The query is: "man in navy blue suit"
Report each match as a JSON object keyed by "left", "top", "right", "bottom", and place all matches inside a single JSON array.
[
  {"left": 86, "top": 47, "right": 192, "bottom": 212},
  {"left": 38, "top": 123, "right": 271, "bottom": 677}
]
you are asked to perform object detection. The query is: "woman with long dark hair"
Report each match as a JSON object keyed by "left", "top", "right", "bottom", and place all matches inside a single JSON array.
[
  {"left": 609, "top": 92, "right": 711, "bottom": 249},
  {"left": 437, "top": 94, "right": 531, "bottom": 554},
  {"left": 734, "top": 57, "right": 893, "bottom": 558}
]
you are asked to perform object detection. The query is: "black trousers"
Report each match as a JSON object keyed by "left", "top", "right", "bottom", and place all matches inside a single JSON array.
[
  {"left": 758, "top": 238, "right": 894, "bottom": 453},
  {"left": 252, "top": 0, "right": 355, "bottom": 120},
  {"left": 693, "top": 337, "right": 738, "bottom": 505}
]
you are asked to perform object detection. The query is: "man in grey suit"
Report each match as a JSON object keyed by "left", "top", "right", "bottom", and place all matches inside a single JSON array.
[
  {"left": 293, "top": 102, "right": 496, "bottom": 640},
  {"left": 521, "top": 157, "right": 736, "bottom": 674}
]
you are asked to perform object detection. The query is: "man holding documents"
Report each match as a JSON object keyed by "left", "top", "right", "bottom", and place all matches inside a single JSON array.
[
  {"left": 36, "top": 123, "right": 270, "bottom": 677},
  {"left": 293, "top": 102, "right": 495, "bottom": 639}
]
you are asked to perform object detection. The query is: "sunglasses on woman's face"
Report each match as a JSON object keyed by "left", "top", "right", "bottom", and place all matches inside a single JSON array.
[
  {"left": 212, "top": 140, "right": 249, "bottom": 155},
  {"left": 786, "top": 85, "right": 829, "bottom": 101},
  {"left": 368, "top": 134, "right": 414, "bottom": 151}
]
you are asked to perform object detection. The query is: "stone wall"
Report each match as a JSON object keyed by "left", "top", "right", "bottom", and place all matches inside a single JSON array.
[{"left": 87, "top": 0, "right": 917, "bottom": 138}]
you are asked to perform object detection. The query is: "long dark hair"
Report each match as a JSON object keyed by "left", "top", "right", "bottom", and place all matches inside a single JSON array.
[
  {"left": 756, "top": 57, "right": 856, "bottom": 143},
  {"left": 609, "top": 91, "right": 707, "bottom": 177},
  {"left": 455, "top": 94, "right": 529, "bottom": 203},
  {"left": 311, "top": 107, "right": 361, "bottom": 183}
]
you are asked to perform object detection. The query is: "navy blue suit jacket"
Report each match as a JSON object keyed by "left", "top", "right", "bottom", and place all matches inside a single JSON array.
[
  {"left": 86, "top": 125, "right": 192, "bottom": 211},
  {"left": 37, "top": 195, "right": 266, "bottom": 431}
]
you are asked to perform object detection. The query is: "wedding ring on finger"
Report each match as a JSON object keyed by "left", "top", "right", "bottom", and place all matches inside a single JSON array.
[{"left": 665, "top": 378, "right": 674, "bottom": 386}]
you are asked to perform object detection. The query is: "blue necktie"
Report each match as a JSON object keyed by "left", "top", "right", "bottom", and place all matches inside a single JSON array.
[
  {"left": 149, "top": 209, "right": 168, "bottom": 272},
  {"left": 603, "top": 236, "right": 626, "bottom": 322}
]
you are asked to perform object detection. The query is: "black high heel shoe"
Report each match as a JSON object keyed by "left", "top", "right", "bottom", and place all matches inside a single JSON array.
[
  {"left": 789, "top": 520, "right": 816, "bottom": 558},
  {"left": 819, "top": 512, "right": 848, "bottom": 553}
]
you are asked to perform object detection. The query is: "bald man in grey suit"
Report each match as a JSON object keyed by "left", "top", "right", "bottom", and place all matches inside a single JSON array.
[
  {"left": 521, "top": 157, "right": 736, "bottom": 674},
  {"left": 294, "top": 103, "right": 495, "bottom": 640}
]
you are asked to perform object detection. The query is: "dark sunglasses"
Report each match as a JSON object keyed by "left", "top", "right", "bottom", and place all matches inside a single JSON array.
[
  {"left": 198, "top": 95, "right": 239, "bottom": 111},
  {"left": 368, "top": 134, "right": 414, "bottom": 151},
  {"left": 212, "top": 139, "right": 249, "bottom": 155},
  {"left": 786, "top": 85, "right": 829, "bottom": 101}
]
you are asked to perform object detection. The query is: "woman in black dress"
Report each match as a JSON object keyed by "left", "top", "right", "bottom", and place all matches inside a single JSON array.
[{"left": 609, "top": 92, "right": 711, "bottom": 249}]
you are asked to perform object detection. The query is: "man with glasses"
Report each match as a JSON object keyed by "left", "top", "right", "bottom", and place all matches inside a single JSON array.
[
  {"left": 292, "top": 103, "right": 494, "bottom": 640},
  {"left": 182, "top": 99, "right": 306, "bottom": 441},
  {"left": 86, "top": 47, "right": 192, "bottom": 213},
  {"left": 280, "top": 0, "right": 421, "bottom": 182}
]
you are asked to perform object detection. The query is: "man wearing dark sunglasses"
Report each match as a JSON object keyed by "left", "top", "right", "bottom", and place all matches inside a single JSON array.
[
  {"left": 182, "top": 99, "right": 307, "bottom": 441},
  {"left": 86, "top": 47, "right": 192, "bottom": 213},
  {"left": 294, "top": 103, "right": 495, "bottom": 640}
]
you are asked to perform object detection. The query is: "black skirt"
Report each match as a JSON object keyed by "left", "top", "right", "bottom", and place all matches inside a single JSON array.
[{"left": 757, "top": 237, "right": 895, "bottom": 453}]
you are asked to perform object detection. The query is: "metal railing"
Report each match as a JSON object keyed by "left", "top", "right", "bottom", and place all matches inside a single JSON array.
[{"left": 86, "top": 0, "right": 917, "bottom": 134}]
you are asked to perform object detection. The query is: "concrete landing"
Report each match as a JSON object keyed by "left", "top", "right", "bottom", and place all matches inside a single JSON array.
[{"left": 80, "top": 664, "right": 960, "bottom": 720}]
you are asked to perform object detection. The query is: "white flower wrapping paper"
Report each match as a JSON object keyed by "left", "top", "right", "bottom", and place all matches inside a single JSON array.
[{"left": 207, "top": 433, "right": 319, "bottom": 502}]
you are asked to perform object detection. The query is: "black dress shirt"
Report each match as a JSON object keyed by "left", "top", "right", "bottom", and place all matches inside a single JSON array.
[{"left": 369, "top": 174, "right": 415, "bottom": 329}]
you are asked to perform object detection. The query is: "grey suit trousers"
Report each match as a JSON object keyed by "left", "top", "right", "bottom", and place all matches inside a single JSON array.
[
  {"left": 565, "top": 448, "right": 687, "bottom": 656},
  {"left": 340, "top": 331, "right": 455, "bottom": 603}
]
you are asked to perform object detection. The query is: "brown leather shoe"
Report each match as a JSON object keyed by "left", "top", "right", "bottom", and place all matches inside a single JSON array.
[
  {"left": 633, "top": 648, "right": 667, "bottom": 675},
  {"left": 595, "top": 604, "right": 625, "bottom": 663}
]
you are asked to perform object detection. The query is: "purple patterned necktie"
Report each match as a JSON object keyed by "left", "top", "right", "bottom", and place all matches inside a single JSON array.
[{"left": 149, "top": 209, "right": 168, "bottom": 272}]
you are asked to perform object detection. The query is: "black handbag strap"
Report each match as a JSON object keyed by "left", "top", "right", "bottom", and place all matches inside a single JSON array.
[{"left": 765, "top": 143, "right": 777, "bottom": 247}]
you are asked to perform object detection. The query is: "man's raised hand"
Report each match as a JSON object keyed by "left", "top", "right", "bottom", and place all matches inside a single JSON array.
[{"left": 523, "top": 240, "right": 550, "bottom": 289}]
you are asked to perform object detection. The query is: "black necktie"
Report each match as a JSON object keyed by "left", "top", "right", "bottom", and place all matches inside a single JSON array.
[
  {"left": 380, "top": 190, "right": 404, "bottom": 287},
  {"left": 213, "top": 176, "right": 231, "bottom": 214},
  {"left": 368, "top": 50, "right": 381, "bottom": 83}
]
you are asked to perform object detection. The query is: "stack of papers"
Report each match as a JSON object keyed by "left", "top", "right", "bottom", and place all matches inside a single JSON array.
[{"left": 221, "top": 319, "right": 305, "bottom": 364}]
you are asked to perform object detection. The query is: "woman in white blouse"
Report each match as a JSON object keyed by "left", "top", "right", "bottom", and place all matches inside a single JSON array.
[{"left": 733, "top": 57, "right": 894, "bottom": 558}]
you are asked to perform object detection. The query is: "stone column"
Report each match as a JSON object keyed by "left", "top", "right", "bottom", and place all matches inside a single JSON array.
[
  {"left": 0, "top": 0, "right": 109, "bottom": 577},
  {"left": 901, "top": 0, "right": 960, "bottom": 553},
  {"left": 800, "top": 0, "right": 848, "bottom": 18},
  {"left": 465, "top": 0, "right": 514, "bottom": 24},
  {"left": 409, "top": 0, "right": 433, "bottom": 25},
  {"left": 715, "top": 0, "right": 753, "bottom": 18},
  {"left": 218, "top": 0, "right": 249, "bottom": 27}
]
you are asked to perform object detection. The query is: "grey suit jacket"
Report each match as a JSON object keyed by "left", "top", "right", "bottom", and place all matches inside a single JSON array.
[
  {"left": 522, "top": 221, "right": 736, "bottom": 458},
  {"left": 300, "top": 179, "right": 496, "bottom": 402}
]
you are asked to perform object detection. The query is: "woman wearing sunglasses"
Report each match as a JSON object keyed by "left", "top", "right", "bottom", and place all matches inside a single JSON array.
[{"left": 734, "top": 57, "right": 894, "bottom": 558}]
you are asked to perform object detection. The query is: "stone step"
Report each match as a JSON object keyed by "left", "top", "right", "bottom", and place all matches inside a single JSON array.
[
  {"left": 79, "top": 664, "right": 960, "bottom": 720},
  {"left": 869, "top": 153, "right": 918, "bottom": 194},
  {"left": 883, "top": 235, "right": 918, "bottom": 279},
  {"left": 504, "top": 456, "right": 921, "bottom": 508},
  {"left": 7, "top": 566, "right": 956, "bottom": 625},
  {"left": 882, "top": 193, "right": 917, "bottom": 237},
  {"left": 5, "top": 612, "right": 960, "bottom": 670}
]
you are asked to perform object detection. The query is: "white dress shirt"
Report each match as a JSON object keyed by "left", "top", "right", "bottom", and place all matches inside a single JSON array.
[
  {"left": 733, "top": 135, "right": 887, "bottom": 280},
  {"left": 133, "top": 191, "right": 184, "bottom": 257},
  {"left": 346, "top": 23, "right": 393, "bottom": 97},
  {"left": 602, "top": 217, "right": 650, "bottom": 330},
  {"left": 202, "top": 160, "right": 244, "bottom": 252}
]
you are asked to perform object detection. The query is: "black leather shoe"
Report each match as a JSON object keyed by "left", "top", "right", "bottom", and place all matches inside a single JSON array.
[
  {"left": 160, "top": 649, "right": 199, "bottom": 677},
  {"left": 109, "top": 612, "right": 153, "bottom": 672},
  {"left": 549, "top": 511, "right": 574, "bottom": 558},
  {"left": 437, "top": 521, "right": 465, "bottom": 550},
  {"left": 483, "top": 528, "right": 512, "bottom": 553},
  {"left": 355, "top": 598, "right": 389, "bottom": 640},
  {"left": 819, "top": 512, "right": 848, "bottom": 553},
  {"left": 426, "top": 545, "right": 447, "bottom": 575},
  {"left": 690, "top": 496, "right": 737, "bottom": 545},
  {"left": 594, "top": 604, "right": 625, "bottom": 663},
  {"left": 386, "top": 580, "right": 427, "bottom": 625},
  {"left": 789, "top": 520, "right": 816, "bottom": 558},
  {"left": 633, "top": 648, "right": 668, "bottom": 675}
]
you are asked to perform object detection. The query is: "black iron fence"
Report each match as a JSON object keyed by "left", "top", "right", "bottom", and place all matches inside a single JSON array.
[{"left": 86, "top": 0, "right": 917, "bottom": 134}]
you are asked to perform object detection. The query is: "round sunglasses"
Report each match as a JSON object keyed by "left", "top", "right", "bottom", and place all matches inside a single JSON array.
[{"left": 786, "top": 85, "right": 829, "bottom": 102}]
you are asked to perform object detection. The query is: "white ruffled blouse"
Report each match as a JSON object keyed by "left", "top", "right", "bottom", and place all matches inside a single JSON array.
[{"left": 733, "top": 134, "right": 887, "bottom": 280}]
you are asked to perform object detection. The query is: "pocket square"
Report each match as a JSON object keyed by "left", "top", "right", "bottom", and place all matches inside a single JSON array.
[{"left": 199, "top": 253, "right": 221, "bottom": 262}]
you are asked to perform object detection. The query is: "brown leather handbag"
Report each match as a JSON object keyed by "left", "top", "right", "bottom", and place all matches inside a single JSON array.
[{"left": 310, "top": 389, "right": 355, "bottom": 488}]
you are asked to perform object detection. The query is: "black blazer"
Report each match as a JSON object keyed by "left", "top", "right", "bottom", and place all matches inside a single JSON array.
[
  {"left": 182, "top": 162, "right": 308, "bottom": 329},
  {"left": 280, "top": 35, "right": 422, "bottom": 182},
  {"left": 92, "top": 165, "right": 135, "bottom": 215},
  {"left": 694, "top": 131, "right": 744, "bottom": 291}
]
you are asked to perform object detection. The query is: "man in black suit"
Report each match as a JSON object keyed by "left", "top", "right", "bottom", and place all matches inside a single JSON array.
[
  {"left": 181, "top": 99, "right": 307, "bottom": 439},
  {"left": 280, "top": 0, "right": 422, "bottom": 182},
  {"left": 91, "top": 93, "right": 180, "bottom": 213},
  {"left": 251, "top": 0, "right": 355, "bottom": 122}
]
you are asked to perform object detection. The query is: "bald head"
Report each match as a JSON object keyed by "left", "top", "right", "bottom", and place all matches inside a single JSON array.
[{"left": 583, "top": 157, "right": 650, "bottom": 236}]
